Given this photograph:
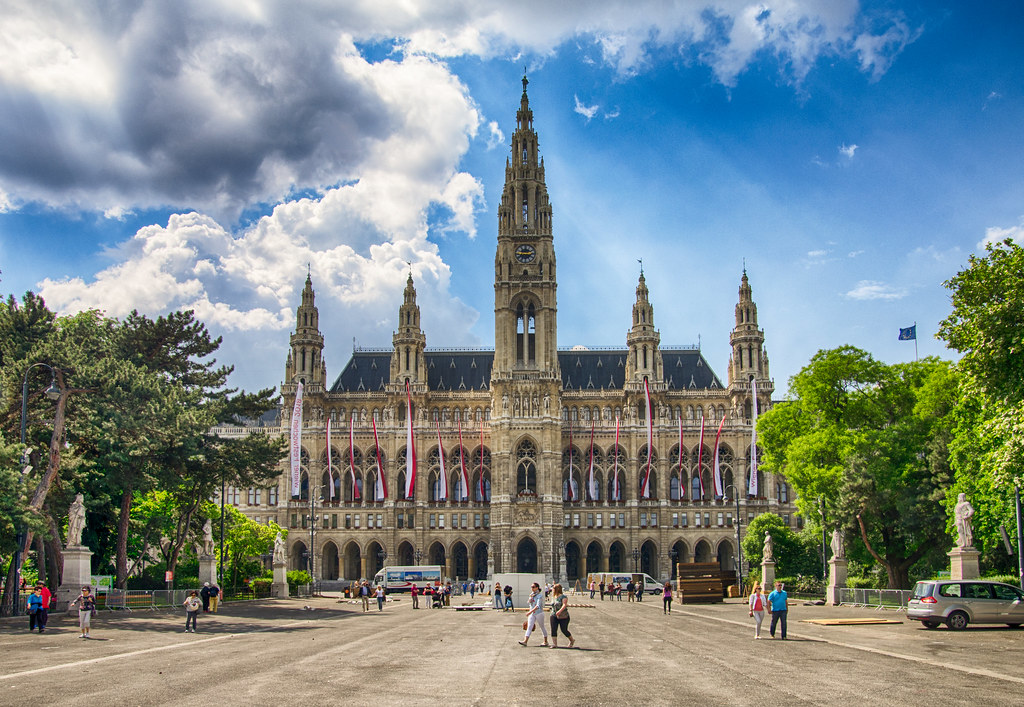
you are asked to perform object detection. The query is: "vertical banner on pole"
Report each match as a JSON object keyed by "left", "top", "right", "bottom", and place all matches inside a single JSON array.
[{"left": 290, "top": 382, "right": 304, "bottom": 497}]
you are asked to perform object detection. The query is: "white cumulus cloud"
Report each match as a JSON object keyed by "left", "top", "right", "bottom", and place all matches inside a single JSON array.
[
  {"left": 574, "top": 95, "right": 599, "bottom": 121},
  {"left": 979, "top": 219, "right": 1024, "bottom": 248},
  {"left": 845, "top": 280, "right": 907, "bottom": 300}
]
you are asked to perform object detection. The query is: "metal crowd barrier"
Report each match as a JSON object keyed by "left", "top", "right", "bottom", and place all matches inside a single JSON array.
[
  {"left": 836, "top": 587, "right": 910, "bottom": 610},
  {"left": 98, "top": 587, "right": 270, "bottom": 612}
]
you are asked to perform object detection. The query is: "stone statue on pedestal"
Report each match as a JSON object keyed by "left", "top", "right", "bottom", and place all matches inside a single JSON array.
[
  {"left": 201, "top": 519, "right": 215, "bottom": 556},
  {"left": 954, "top": 493, "right": 975, "bottom": 548},
  {"left": 273, "top": 532, "right": 286, "bottom": 565},
  {"left": 762, "top": 532, "right": 774, "bottom": 562},
  {"left": 67, "top": 494, "right": 86, "bottom": 548},
  {"left": 830, "top": 529, "right": 845, "bottom": 560}
]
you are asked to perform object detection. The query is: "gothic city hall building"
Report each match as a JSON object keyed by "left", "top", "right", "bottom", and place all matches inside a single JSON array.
[{"left": 239, "top": 78, "right": 798, "bottom": 586}]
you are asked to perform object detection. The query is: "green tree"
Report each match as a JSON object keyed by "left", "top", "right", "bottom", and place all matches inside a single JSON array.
[
  {"left": 208, "top": 504, "right": 284, "bottom": 589},
  {"left": 939, "top": 239, "right": 1024, "bottom": 569},
  {"left": 757, "top": 347, "right": 957, "bottom": 588},
  {"left": 741, "top": 513, "right": 817, "bottom": 578}
]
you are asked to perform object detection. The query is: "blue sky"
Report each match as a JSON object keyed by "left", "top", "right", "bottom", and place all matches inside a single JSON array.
[{"left": 2, "top": 1, "right": 1022, "bottom": 397}]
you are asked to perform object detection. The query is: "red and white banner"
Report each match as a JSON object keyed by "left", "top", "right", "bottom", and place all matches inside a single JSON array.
[
  {"left": 587, "top": 420, "right": 597, "bottom": 501},
  {"left": 349, "top": 415, "right": 360, "bottom": 501},
  {"left": 612, "top": 416, "right": 621, "bottom": 501},
  {"left": 748, "top": 377, "right": 759, "bottom": 497},
  {"left": 696, "top": 414, "right": 706, "bottom": 500},
  {"left": 405, "top": 381, "right": 416, "bottom": 499},
  {"left": 326, "top": 418, "right": 334, "bottom": 500},
  {"left": 641, "top": 378, "right": 654, "bottom": 499},
  {"left": 457, "top": 419, "right": 469, "bottom": 501},
  {"left": 372, "top": 416, "right": 387, "bottom": 500},
  {"left": 289, "top": 382, "right": 304, "bottom": 497},
  {"left": 713, "top": 414, "right": 727, "bottom": 498},
  {"left": 435, "top": 419, "right": 448, "bottom": 501}
]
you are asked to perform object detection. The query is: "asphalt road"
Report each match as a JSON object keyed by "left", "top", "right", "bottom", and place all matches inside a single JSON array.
[{"left": 1, "top": 594, "right": 1022, "bottom": 705}]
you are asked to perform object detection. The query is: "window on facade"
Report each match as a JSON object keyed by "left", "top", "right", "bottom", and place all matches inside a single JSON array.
[
  {"left": 516, "top": 440, "right": 537, "bottom": 494},
  {"left": 439, "top": 514, "right": 445, "bottom": 529},
  {"left": 367, "top": 514, "right": 374, "bottom": 529},
  {"left": 377, "top": 513, "right": 383, "bottom": 527},
  {"left": 345, "top": 514, "right": 351, "bottom": 529},
  {"left": 483, "top": 513, "right": 489, "bottom": 528},
  {"left": 247, "top": 488, "right": 256, "bottom": 505},
  {"left": 651, "top": 513, "right": 658, "bottom": 527},
  {"left": 784, "top": 514, "right": 790, "bottom": 526},
  {"left": 640, "top": 512, "right": 647, "bottom": 528},
  {"left": 408, "top": 513, "right": 414, "bottom": 529},
  {"left": 587, "top": 513, "right": 594, "bottom": 528},
  {"left": 573, "top": 513, "right": 580, "bottom": 528},
  {"left": 268, "top": 486, "right": 278, "bottom": 505},
  {"left": 610, "top": 514, "right": 617, "bottom": 528},
  {"left": 397, "top": 513, "right": 404, "bottom": 529},
  {"left": 331, "top": 514, "right": 338, "bottom": 529},
  {"left": 596, "top": 513, "right": 602, "bottom": 528},
  {"left": 681, "top": 512, "right": 688, "bottom": 527},
  {"left": 704, "top": 513, "right": 711, "bottom": 527},
  {"left": 429, "top": 513, "right": 436, "bottom": 529},
  {"left": 475, "top": 513, "right": 481, "bottom": 529},
  {"left": 301, "top": 515, "right": 308, "bottom": 529},
  {"left": 619, "top": 513, "right": 625, "bottom": 527},
  {"left": 354, "top": 515, "right": 360, "bottom": 528},
  {"left": 695, "top": 513, "right": 702, "bottom": 527},
  {"left": 291, "top": 513, "right": 298, "bottom": 528},
  {"left": 717, "top": 512, "right": 724, "bottom": 527},
  {"left": 672, "top": 512, "right": 679, "bottom": 528},
  {"left": 564, "top": 514, "right": 570, "bottom": 528}
]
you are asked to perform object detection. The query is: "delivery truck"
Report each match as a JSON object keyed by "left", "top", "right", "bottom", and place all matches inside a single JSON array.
[
  {"left": 372, "top": 565, "right": 443, "bottom": 593},
  {"left": 587, "top": 572, "right": 664, "bottom": 595}
]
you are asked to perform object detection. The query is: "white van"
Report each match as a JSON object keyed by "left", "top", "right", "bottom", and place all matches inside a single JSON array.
[
  {"left": 588, "top": 572, "right": 664, "bottom": 595},
  {"left": 372, "top": 565, "right": 443, "bottom": 593}
]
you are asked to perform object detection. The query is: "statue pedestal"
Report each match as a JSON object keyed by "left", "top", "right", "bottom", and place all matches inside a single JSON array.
[
  {"left": 761, "top": 560, "right": 776, "bottom": 590},
  {"left": 199, "top": 555, "right": 217, "bottom": 586},
  {"left": 827, "top": 558, "right": 848, "bottom": 606},
  {"left": 272, "top": 561, "right": 289, "bottom": 598},
  {"left": 949, "top": 547, "right": 980, "bottom": 580},
  {"left": 57, "top": 545, "right": 93, "bottom": 610}
]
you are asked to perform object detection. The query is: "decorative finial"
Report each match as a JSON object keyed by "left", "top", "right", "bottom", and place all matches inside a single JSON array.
[
  {"left": 637, "top": 258, "right": 643, "bottom": 276},
  {"left": 742, "top": 257, "right": 746, "bottom": 275},
  {"left": 522, "top": 72, "right": 528, "bottom": 92},
  {"left": 307, "top": 262, "right": 311, "bottom": 276}
]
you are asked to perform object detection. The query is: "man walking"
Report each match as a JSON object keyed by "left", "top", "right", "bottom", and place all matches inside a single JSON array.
[
  {"left": 636, "top": 577, "right": 644, "bottom": 602},
  {"left": 627, "top": 580, "right": 635, "bottom": 602},
  {"left": 598, "top": 579, "right": 605, "bottom": 600},
  {"left": 209, "top": 581, "right": 221, "bottom": 612},
  {"left": 360, "top": 580, "right": 370, "bottom": 612},
  {"left": 200, "top": 582, "right": 212, "bottom": 612},
  {"left": 767, "top": 581, "right": 788, "bottom": 639}
]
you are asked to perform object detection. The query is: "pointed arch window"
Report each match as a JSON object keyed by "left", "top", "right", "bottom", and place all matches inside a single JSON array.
[{"left": 516, "top": 439, "right": 537, "bottom": 496}]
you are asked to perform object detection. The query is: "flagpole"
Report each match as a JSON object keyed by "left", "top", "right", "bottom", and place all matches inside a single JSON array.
[{"left": 914, "top": 321, "right": 918, "bottom": 361}]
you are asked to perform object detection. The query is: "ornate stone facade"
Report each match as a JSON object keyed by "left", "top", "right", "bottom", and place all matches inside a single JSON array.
[{"left": 235, "top": 77, "right": 798, "bottom": 585}]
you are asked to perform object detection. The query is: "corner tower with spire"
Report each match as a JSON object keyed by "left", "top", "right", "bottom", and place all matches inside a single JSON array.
[
  {"left": 624, "top": 267, "right": 663, "bottom": 390},
  {"left": 728, "top": 269, "right": 774, "bottom": 419},
  {"left": 390, "top": 272, "right": 427, "bottom": 392},
  {"left": 286, "top": 273, "right": 326, "bottom": 390}
]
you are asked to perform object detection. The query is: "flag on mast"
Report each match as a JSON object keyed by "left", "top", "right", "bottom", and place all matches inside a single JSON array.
[
  {"left": 748, "top": 377, "right": 759, "bottom": 497},
  {"left": 612, "top": 416, "right": 621, "bottom": 501},
  {"left": 587, "top": 420, "right": 598, "bottom": 502},
  {"left": 405, "top": 381, "right": 416, "bottom": 499},
  {"left": 678, "top": 417, "right": 685, "bottom": 499},
  {"left": 372, "top": 416, "right": 387, "bottom": 500},
  {"left": 457, "top": 418, "right": 469, "bottom": 501},
  {"left": 326, "top": 417, "right": 334, "bottom": 500},
  {"left": 289, "top": 382, "right": 304, "bottom": 497},
  {"left": 349, "top": 415, "right": 360, "bottom": 501},
  {"left": 696, "top": 414, "right": 706, "bottom": 500},
  {"left": 713, "top": 414, "right": 727, "bottom": 498},
  {"left": 436, "top": 419, "right": 448, "bottom": 501},
  {"left": 641, "top": 378, "right": 654, "bottom": 499}
]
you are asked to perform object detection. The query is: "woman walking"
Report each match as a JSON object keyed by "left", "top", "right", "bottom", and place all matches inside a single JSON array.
[
  {"left": 493, "top": 581, "right": 503, "bottom": 610},
  {"left": 183, "top": 591, "right": 201, "bottom": 632},
  {"left": 748, "top": 582, "right": 766, "bottom": 639},
  {"left": 70, "top": 586, "right": 96, "bottom": 639},
  {"left": 375, "top": 584, "right": 386, "bottom": 611},
  {"left": 518, "top": 582, "right": 549, "bottom": 647},
  {"left": 548, "top": 583, "right": 574, "bottom": 649},
  {"left": 663, "top": 582, "right": 673, "bottom": 614},
  {"left": 27, "top": 586, "right": 44, "bottom": 632}
]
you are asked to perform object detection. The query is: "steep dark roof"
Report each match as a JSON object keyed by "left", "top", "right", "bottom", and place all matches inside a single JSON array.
[{"left": 329, "top": 348, "right": 723, "bottom": 392}]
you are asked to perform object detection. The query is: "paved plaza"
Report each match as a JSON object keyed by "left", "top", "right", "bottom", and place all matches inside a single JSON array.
[{"left": 1, "top": 594, "right": 1022, "bottom": 705}]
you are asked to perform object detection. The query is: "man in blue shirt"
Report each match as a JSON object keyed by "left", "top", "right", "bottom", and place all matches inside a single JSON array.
[{"left": 767, "top": 581, "right": 788, "bottom": 639}]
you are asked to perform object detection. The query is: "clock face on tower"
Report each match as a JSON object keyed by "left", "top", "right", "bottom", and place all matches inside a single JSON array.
[{"left": 515, "top": 244, "right": 537, "bottom": 263}]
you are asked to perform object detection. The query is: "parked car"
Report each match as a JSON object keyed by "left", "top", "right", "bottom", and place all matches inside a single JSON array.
[{"left": 907, "top": 580, "right": 1024, "bottom": 630}]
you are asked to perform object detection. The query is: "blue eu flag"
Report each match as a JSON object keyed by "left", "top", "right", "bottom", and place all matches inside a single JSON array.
[{"left": 898, "top": 325, "right": 916, "bottom": 341}]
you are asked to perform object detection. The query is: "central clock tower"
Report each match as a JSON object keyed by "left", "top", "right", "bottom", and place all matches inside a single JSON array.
[{"left": 491, "top": 76, "right": 562, "bottom": 576}]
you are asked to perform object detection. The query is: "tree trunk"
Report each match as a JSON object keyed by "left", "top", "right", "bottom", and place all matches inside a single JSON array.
[
  {"left": 115, "top": 484, "right": 134, "bottom": 589},
  {"left": 45, "top": 513, "right": 63, "bottom": 592},
  {"left": 0, "top": 380, "right": 79, "bottom": 616}
]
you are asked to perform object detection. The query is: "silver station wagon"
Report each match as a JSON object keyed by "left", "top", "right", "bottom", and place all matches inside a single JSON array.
[{"left": 907, "top": 580, "right": 1024, "bottom": 630}]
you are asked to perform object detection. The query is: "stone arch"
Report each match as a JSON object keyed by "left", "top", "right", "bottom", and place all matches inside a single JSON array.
[
  {"left": 473, "top": 541, "right": 489, "bottom": 580},
  {"left": 515, "top": 536, "right": 538, "bottom": 573},
  {"left": 608, "top": 540, "right": 626, "bottom": 573},
  {"left": 396, "top": 540, "right": 415, "bottom": 567},
  {"left": 343, "top": 541, "right": 361, "bottom": 580},
  {"left": 515, "top": 437, "right": 538, "bottom": 496},
  {"left": 694, "top": 538, "right": 713, "bottom": 564},
  {"left": 291, "top": 540, "right": 308, "bottom": 572},
  {"left": 670, "top": 539, "right": 689, "bottom": 579},
  {"left": 452, "top": 541, "right": 469, "bottom": 580},
  {"left": 428, "top": 540, "right": 446, "bottom": 568},
  {"left": 321, "top": 540, "right": 339, "bottom": 580},
  {"left": 366, "top": 539, "right": 385, "bottom": 578},
  {"left": 640, "top": 539, "right": 658, "bottom": 577},
  {"left": 586, "top": 540, "right": 603, "bottom": 575},
  {"left": 716, "top": 538, "right": 735, "bottom": 573},
  {"left": 565, "top": 540, "right": 582, "bottom": 582}
]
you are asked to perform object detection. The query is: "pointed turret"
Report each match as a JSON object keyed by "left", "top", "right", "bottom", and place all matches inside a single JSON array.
[
  {"left": 625, "top": 268, "right": 663, "bottom": 389},
  {"left": 728, "top": 269, "right": 773, "bottom": 419},
  {"left": 390, "top": 272, "right": 427, "bottom": 390},
  {"left": 286, "top": 273, "right": 326, "bottom": 389}
]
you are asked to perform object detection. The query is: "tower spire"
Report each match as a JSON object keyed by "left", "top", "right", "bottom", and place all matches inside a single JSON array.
[
  {"left": 728, "top": 269, "right": 774, "bottom": 416},
  {"left": 625, "top": 271, "right": 662, "bottom": 387}
]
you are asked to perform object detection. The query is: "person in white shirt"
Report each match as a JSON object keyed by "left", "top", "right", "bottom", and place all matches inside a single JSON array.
[{"left": 518, "top": 582, "right": 549, "bottom": 647}]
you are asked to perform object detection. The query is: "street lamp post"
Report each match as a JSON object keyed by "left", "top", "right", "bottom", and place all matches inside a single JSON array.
[
  {"left": 631, "top": 547, "right": 640, "bottom": 573},
  {"left": 414, "top": 549, "right": 422, "bottom": 566},
  {"left": 669, "top": 549, "right": 678, "bottom": 582},
  {"left": 557, "top": 541, "right": 565, "bottom": 583},
  {"left": 818, "top": 497, "right": 827, "bottom": 581},
  {"left": 724, "top": 484, "right": 743, "bottom": 593}
]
